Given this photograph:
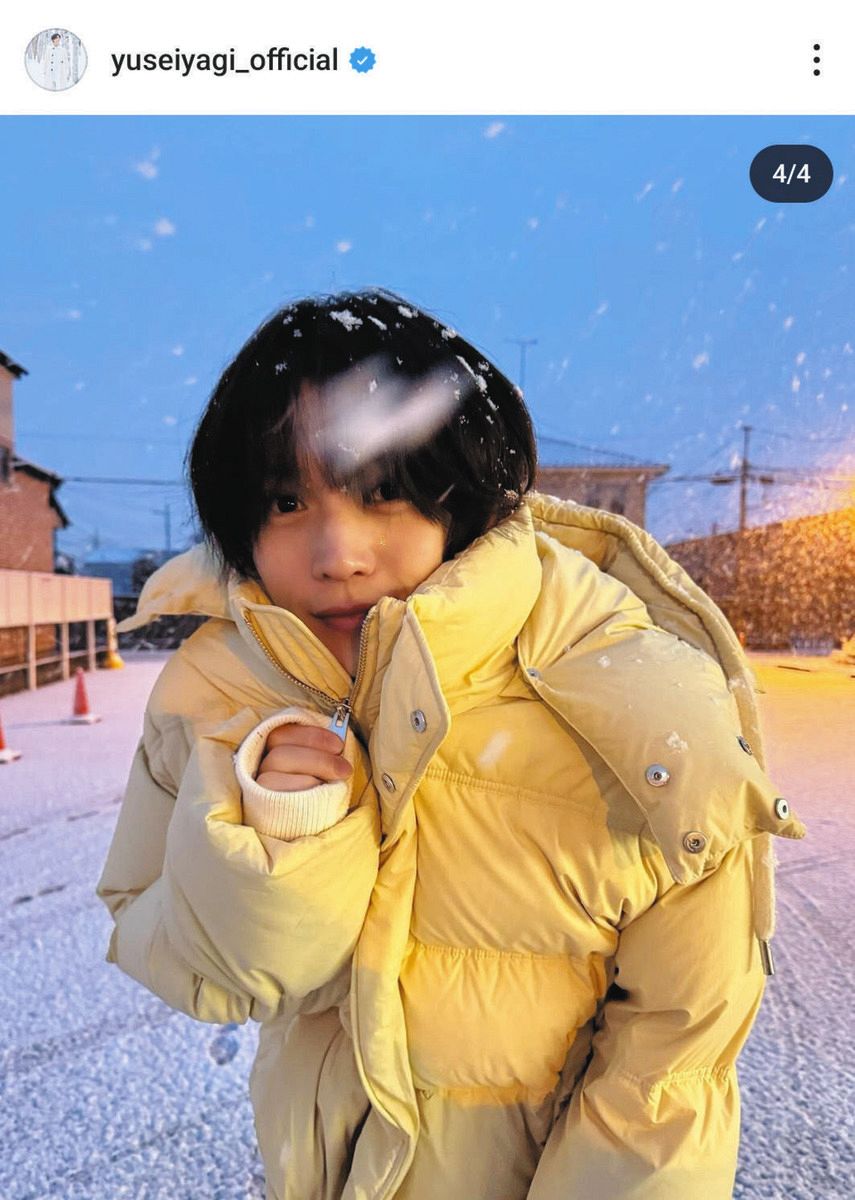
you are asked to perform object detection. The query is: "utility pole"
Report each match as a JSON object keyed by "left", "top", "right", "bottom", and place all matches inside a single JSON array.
[
  {"left": 505, "top": 336, "right": 538, "bottom": 394},
  {"left": 739, "top": 425, "right": 752, "bottom": 533},
  {"left": 153, "top": 503, "right": 172, "bottom": 555}
]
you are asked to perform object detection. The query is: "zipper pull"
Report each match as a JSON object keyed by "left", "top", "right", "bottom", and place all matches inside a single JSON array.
[{"left": 329, "top": 701, "right": 351, "bottom": 742}]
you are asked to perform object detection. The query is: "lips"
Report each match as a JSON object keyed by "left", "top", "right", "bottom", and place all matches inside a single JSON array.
[{"left": 313, "top": 606, "right": 371, "bottom": 633}]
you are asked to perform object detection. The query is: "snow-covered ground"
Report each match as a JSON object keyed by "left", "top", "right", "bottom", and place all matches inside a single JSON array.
[{"left": 0, "top": 650, "right": 852, "bottom": 1199}]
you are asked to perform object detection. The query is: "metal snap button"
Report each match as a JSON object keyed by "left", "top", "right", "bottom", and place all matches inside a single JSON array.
[
  {"left": 774, "top": 797, "right": 790, "bottom": 820},
  {"left": 737, "top": 735, "right": 753, "bottom": 756},
  {"left": 683, "top": 831, "right": 707, "bottom": 854},
  {"left": 645, "top": 764, "right": 671, "bottom": 787},
  {"left": 527, "top": 668, "right": 541, "bottom": 679},
  {"left": 410, "top": 710, "right": 427, "bottom": 733},
  {"left": 381, "top": 773, "right": 397, "bottom": 793}
]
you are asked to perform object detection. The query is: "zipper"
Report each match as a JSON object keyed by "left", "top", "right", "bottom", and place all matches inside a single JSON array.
[{"left": 242, "top": 606, "right": 375, "bottom": 742}]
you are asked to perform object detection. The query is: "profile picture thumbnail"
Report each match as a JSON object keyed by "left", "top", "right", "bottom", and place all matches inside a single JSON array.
[{"left": 25, "top": 29, "right": 88, "bottom": 92}]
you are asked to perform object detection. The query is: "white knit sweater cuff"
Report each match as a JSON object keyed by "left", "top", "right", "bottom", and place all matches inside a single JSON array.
[{"left": 234, "top": 708, "right": 352, "bottom": 840}]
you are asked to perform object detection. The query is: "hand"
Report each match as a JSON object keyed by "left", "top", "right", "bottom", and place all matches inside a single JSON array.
[{"left": 255, "top": 722, "right": 353, "bottom": 792}]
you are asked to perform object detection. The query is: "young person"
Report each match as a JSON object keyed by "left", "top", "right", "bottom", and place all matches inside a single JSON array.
[
  {"left": 44, "top": 33, "right": 71, "bottom": 90},
  {"left": 97, "top": 289, "right": 805, "bottom": 1200}
]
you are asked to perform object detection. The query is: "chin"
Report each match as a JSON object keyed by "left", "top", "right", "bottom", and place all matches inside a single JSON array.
[{"left": 324, "top": 631, "right": 358, "bottom": 677}]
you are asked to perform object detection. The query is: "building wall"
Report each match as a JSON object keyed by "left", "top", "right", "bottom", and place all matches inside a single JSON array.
[
  {"left": 535, "top": 467, "right": 648, "bottom": 527},
  {"left": 667, "top": 507, "right": 855, "bottom": 649},
  {"left": 0, "top": 366, "right": 13, "bottom": 453},
  {"left": 0, "top": 471, "right": 61, "bottom": 571}
]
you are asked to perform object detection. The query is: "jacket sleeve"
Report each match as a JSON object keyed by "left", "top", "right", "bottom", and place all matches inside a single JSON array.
[
  {"left": 97, "top": 706, "right": 381, "bottom": 1025},
  {"left": 97, "top": 736, "right": 259, "bottom": 1025},
  {"left": 235, "top": 707, "right": 353, "bottom": 840},
  {"left": 528, "top": 837, "right": 764, "bottom": 1200}
]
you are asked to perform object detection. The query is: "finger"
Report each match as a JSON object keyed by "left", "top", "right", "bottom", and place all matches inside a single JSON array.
[
  {"left": 259, "top": 745, "right": 352, "bottom": 782},
  {"left": 256, "top": 771, "right": 323, "bottom": 791},
  {"left": 266, "top": 724, "right": 346, "bottom": 756}
]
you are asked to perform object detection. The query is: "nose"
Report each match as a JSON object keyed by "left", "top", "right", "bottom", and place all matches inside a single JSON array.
[{"left": 310, "top": 499, "right": 378, "bottom": 581}]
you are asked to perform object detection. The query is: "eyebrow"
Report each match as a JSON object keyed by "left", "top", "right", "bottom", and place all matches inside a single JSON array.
[{"left": 263, "top": 473, "right": 300, "bottom": 491}]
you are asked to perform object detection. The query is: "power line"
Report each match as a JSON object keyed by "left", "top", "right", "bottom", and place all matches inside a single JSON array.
[
  {"left": 654, "top": 470, "right": 853, "bottom": 484},
  {"left": 748, "top": 425, "right": 847, "bottom": 445},
  {"left": 18, "top": 430, "right": 184, "bottom": 446},
  {"left": 61, "top": 475, "right": 184, "bottom": 485},
  {"left": 750, "top": 463, "right": 855, "bottom": 478},
  {"left": 650, "top": 424, "right": 854, "bottom": 532},
  {"left": 537, "top": 431, "right": 650, "bottom": 465}
]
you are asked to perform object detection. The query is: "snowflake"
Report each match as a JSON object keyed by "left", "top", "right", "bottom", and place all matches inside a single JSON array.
[
  {"left": 665, "top": 731, "right": 688, "bottom": 752},
  {"left": 330, "top": 309, "right": 363, "bottom": 331},
  {"left": 478, "top": 731, "right": 512, "bottom": 768}
]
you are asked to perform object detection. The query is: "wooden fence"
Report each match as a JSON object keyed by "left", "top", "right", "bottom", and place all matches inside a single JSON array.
[{"left": 0, "top": 569, "right": 116, "bottom": 693}]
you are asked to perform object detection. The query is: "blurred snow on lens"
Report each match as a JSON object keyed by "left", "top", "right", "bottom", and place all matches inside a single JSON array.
[{"left": 307, "top": 358, "right": 470, "bottom": 473}]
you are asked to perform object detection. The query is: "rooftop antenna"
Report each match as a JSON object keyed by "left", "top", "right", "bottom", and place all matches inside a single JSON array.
[{"left": 505, "top": 336, "right": 538, "bottom": 394}]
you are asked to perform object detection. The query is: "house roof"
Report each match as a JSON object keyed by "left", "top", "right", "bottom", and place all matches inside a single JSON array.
[
  {"left": 12, "top": 454, "right": 62, "bottom": 484},
  {"left": 0, "top": 351, "right": 28, "bottom": 379},
  {"left": 11, "top": 454, "right": 70, "bottom": 527},
  {"left": 536, "top": 435, "right": 669, "bottom": 474}
]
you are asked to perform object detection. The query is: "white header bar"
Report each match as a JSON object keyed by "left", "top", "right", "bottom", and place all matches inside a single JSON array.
[{"left": 1, "top": 1, "right": 852, "bottom": 115}]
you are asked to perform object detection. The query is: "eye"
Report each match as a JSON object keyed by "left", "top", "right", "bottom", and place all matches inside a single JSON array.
[
  {"left": 270, "top": 493, "right": 304, "bottom": 514},
  {"left": 367, "top": 480, "right": 403, "bottom": 504}
]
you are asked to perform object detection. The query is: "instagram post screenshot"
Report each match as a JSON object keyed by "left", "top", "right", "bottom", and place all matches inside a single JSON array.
[{"left": 0, "top": 4, "right": 852, "bottom": 1198}]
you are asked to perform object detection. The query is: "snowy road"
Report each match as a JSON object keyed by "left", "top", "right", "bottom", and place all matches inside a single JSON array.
[{"left": 0, "top": 651, "right": 852, "bottom": 1199}]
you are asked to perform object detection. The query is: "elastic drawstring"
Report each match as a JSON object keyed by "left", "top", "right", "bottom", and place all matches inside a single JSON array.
[{"left": 752, "top": 833, "right": 777, "bottom": 976}]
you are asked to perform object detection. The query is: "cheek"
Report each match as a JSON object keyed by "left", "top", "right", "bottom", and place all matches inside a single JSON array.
[
  {"left": 404, "top": 522, "right": 447, "bottom": 578},
  {"left": 253, "top": 530, "right": 297, "bottom": 600},
  {"left": 252, "top": 530, "right": 272, "bottom": 579}
]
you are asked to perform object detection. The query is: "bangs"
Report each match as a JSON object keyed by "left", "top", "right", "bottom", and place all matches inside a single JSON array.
[{"left": 255, "top": 362, "right": 460, "bottom": 511}]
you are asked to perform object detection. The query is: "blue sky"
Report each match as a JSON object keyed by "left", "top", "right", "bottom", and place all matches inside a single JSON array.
[{"left": 2, "top": 115, "right": 854, "bottom": 563}]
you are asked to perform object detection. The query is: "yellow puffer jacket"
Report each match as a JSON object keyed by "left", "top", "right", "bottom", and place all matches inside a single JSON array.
[{"left": 97, "top": 493, "right": 805, "bottom": 1200}]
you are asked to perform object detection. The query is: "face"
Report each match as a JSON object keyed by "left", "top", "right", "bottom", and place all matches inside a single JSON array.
[{"left": 253, "top": 457, "right": 447, "bottom": 677}]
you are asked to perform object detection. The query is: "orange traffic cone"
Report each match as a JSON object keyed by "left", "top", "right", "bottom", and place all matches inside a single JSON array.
[
  {"left": 67, "top": 667, "right": 102, "bottom": 725},
  {"left": 0, "top": 709, "right": 22, "bottom": 764}
]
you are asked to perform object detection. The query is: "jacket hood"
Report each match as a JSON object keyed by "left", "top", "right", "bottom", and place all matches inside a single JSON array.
[{"left": 117, "top": 542, "right": 235, "bottom": 632}]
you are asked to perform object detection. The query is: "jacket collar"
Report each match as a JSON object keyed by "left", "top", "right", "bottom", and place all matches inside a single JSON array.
[
  {"left": 229, "top": 502, "right": 543, "bottom": 736},
  {"left": 117, "top": 494, "right": 754, "bottom": 745}
]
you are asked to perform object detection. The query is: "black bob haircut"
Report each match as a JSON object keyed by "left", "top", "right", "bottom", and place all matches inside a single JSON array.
[{"left": 188, "top": 288, "right": 538, "bottom": 581}]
